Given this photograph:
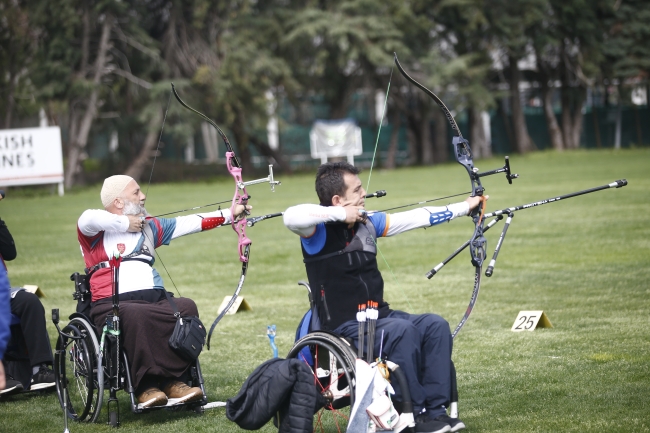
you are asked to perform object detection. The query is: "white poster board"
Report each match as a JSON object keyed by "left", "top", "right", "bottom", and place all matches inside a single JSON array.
[
  {"left": 310, "top": 119, "right": 362, "bottom": 164},
  {"left": 0, "top": 126, "right": 64, "bottom": 194}
]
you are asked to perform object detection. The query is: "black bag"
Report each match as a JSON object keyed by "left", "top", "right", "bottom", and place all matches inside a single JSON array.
[
  {"left": 169, "top": 315, "right": 206, "bottom": 361},
  {"left": 165, "top": 292, "right": 206, "bottom": 361}
]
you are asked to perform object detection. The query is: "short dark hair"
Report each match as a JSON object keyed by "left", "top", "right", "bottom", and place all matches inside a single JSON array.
[{"left": 315, "top": 162, "right": 361, "bottom": 206}]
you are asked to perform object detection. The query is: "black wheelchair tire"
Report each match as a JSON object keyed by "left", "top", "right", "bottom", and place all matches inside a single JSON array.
[
  {"left": 287, "top": 331, "right": 358, "bottom": 431},
  {"left": 54, "top": 318, "right": 103, "bottom": 422}
]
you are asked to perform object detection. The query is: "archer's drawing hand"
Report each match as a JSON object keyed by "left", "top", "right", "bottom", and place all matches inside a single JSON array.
[
  {"left": 343, "top": 205, "right": 367, "bottom": 228},
  {"left": 233, "top": 204, "right": 253, "bottom": 220},
  {"left": 466, "top": 195, "right": 489, "bottom": 211},
  {"left": 127, "top": 215, "right": 146, "bottom": 232}
]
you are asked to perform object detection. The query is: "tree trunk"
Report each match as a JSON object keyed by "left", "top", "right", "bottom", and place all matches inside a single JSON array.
[
  {"left": 541, "top": 81, "right": 564, "bottom": 150},
  {"left": 124, "top": 109, "right": 163, "bottom": 181},
  {"left": 79, "top": 6, "right": 90, "bottom": 78},
  {"left": 405, "top": 119, "right": 419, "bottom": 166},
  {"left": 64, "top": 15, "right": 113, "bottom": 188},
  {"left": 384, "top": 109, "right": 402, "bottom": 169},
  {"left": 4, "top": 69, "right": 16, "bottom": 129},
  {"left": 469, "top": 107, "right": 490, "bottom": 158},
  {"left": 570, "top": 87, "right": 586, "bottom": 148},
  {"left": 560, "top": 84, "right": 572, "bottom": 148},
  {"left": 508, "top": 56, "right": 534, "bottom": 153},
  {"left": 560, "top": 85, "right": 586, "bottom": 149},
  {"left": 431, "top": 105, "right": 448, "bottom": 163}
]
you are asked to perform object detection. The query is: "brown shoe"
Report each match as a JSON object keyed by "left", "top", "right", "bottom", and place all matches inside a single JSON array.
[
  {"left": 162, "top": 381, "right": 204, "bottom": 404},
  {"left": 137, "top": 387, "right": 168, "bottom": 408}
]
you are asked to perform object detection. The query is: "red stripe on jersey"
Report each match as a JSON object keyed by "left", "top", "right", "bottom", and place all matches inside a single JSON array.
[{"left": 147, "top": 217, "right": 164, "bottom": 247}]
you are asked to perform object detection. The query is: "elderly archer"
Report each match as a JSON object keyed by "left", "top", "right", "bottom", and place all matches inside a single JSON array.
[
  {"left": 283, "top": 162, "right": 486, "bottom": 433},
  {"left": 78, "top": 175, "right": 250, "bottom": 408}
]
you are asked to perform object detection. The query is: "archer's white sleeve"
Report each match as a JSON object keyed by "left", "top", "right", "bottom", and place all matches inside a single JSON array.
[
  {"left": 381, "top": 201, "right": 470, "bottom": 237},
  {"left": 171, "top": 209, "right": 233, "bottom": 239},
  {"left": 283, "top": 204, "right": 347, "bottom": 237},
  {"left": 78, "top": 209, "right": 129, "bottom": 236}
]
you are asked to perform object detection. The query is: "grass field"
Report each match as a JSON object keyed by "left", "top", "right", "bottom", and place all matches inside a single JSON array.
[{"left": 0, "top": 148, "right": 648, "bottom": 432}]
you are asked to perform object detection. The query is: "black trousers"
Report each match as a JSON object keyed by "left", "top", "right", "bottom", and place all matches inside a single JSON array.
[{"left": 8, "top": 290, "right": 53, "bottom": 366}]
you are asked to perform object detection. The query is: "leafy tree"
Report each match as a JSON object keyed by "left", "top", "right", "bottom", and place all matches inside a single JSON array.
[
  {"left": 434, "top": 0, "right": 495, "bottom": 158},
  {"left": 602, "top": 0, "right": 650, "bottom": 89},
  {"left": 0, "top": 0, "right": 40, "bottom": 128},
  {"left": 282, "top": 0, "right": 404, "bottom": 118},
  {"left": 485, "top": 0, "right": 547, "bottom": 153}
]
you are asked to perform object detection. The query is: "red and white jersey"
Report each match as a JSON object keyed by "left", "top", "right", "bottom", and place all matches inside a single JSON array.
[{"left": 77, "top": 209, "right": 230, "bottom": 301}]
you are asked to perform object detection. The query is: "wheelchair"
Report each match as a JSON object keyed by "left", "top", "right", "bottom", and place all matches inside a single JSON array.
[
  {"left": 51, "top": 272, "right": 207, "bottom": 426},
  {"left": 286, "top": 281, "right": 459, "bottom": 432}
]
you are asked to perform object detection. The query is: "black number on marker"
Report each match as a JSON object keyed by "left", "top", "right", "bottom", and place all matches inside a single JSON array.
[
  {"left": 525, "top": 316, "right": 537, "bottom": 329},
  {"left": 515, "top": 316, "right": 526, "bottom": 329},
  {"left": 515, "top": 315, "right": 537, "bottom": 330}
]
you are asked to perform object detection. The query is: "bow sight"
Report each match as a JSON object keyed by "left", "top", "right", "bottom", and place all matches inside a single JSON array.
[
  {"left": 237, "top": 165, "right": 281, "bottom": 192},
  {"left": 453, "top": 137, "right": 518, "bottom": 196}
]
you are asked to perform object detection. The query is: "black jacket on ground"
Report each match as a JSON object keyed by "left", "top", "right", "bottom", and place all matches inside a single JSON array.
[{"left": 226, "top": 358, "right": 326, "bottom": 433}]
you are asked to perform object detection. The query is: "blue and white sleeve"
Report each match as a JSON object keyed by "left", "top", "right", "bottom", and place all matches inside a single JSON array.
[{"left": 374, "top": 201, "right": 470, "bottom": 237}]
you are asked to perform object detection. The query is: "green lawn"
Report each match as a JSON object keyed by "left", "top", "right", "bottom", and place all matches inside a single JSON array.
[{"left": 1, "top": 148, "right": 648, "bottom": 432}]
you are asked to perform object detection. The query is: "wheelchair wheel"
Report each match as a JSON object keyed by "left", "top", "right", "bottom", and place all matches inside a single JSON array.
[
  {"left": 287, "top": 331, "right": 357, "bottom": 433},
  {"left": 54, "top": 317, "right": 103, "bottom": 422}
]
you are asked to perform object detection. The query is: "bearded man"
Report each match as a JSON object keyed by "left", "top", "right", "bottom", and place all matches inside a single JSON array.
[{"left": 78, "top": 175, "right": 249, "bottom": 408}]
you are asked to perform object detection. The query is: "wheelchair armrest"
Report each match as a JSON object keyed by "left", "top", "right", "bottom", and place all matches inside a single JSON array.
[
  {"left": 70, "top": 272, "right": 91, "bottom": 302},
  {"left": 297, "top": 281, "right": 313, "bottom": 309}
]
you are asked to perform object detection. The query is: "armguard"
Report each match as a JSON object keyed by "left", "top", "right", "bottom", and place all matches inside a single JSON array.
[{"left": 201, "top": 216, "right": 226, "bottom": 230}]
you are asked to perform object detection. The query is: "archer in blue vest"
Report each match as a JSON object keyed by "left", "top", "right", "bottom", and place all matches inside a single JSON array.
[{"left": 283, "top": 162, "right": 487, "bottom": 433}]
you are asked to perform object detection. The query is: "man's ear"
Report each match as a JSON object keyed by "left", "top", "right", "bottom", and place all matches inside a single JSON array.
[
  {"left": 114, "top": 198, "right": 124, "bottom": 210},
  {"left": 331, "top": 194, "right": 343, "bottom": 206}
]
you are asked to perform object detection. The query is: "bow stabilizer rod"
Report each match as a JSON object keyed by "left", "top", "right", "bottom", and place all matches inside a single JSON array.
[
  {"left": 247, "top": 212, "right": 284, "bottom": 227},
  {"left": 426, "top": 215, "right": 504, "bottom": 278},
  {"left": 483, "top": 179, "right": 627, "bottom": 219},
  {"left": 427, "top": 179, "right": 628, "bottom": 279}
]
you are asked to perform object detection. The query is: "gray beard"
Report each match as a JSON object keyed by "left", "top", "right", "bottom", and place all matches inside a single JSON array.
[{"left": 123, "top": 200, "right": 148, "bottom": 216}]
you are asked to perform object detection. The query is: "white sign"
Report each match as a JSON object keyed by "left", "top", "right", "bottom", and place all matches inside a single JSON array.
[
  {"left": 310, "top": 119, "right": 362, "bottom": 164},
  {"left": 511, "top": 310, "right": 553, "bottom": 332},
  {"left": 0, "top": 126, "right": 64, "bottom": 187}
]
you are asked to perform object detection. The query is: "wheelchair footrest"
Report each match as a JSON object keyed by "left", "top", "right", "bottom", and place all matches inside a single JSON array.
[
  {"left": 136, "top": 397, "right": 207, "bottom": 411},
  {"left": 202, "top": 401, "right": 226, "bottom": 410}
]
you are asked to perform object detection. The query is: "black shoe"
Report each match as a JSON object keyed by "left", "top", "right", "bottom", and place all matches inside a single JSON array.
[
  {"left": 0, "top": 375, "right": 24, "bottom": 396},
  {"left": 30, "top": 366, "right": 56, "bottom": 391},
  {"left": 433, "top": 414, "right": 466, "bottom": 432},
  {"left": 415, "top": 414, "right": 452, "bottom": 433}
]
